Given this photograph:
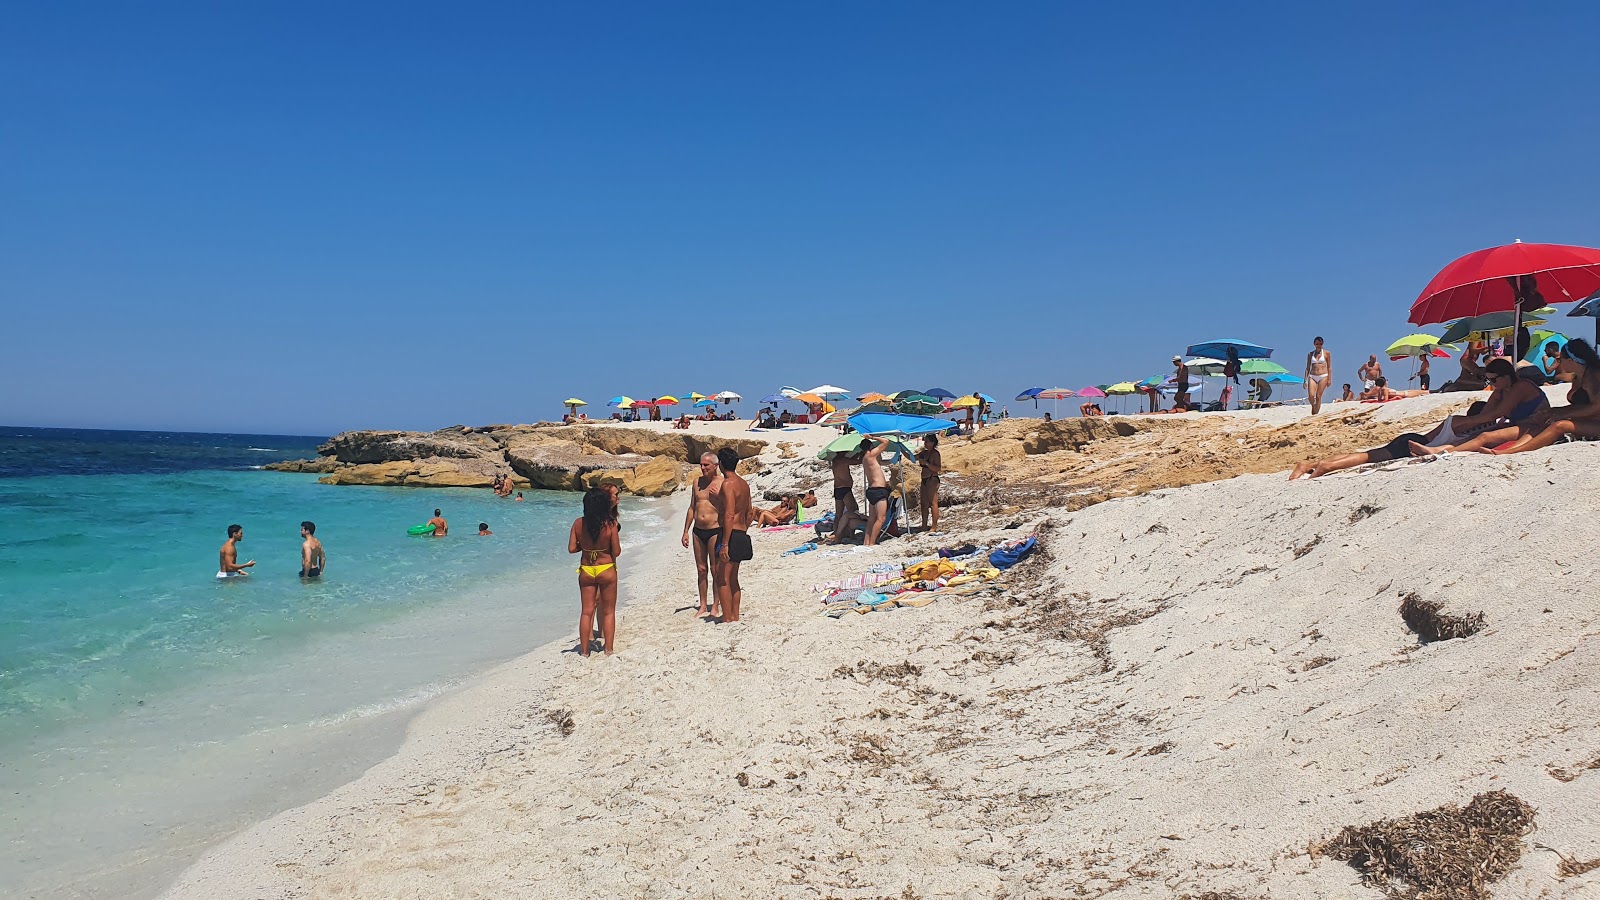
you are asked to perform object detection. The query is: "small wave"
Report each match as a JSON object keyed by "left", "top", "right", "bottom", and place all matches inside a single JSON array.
[
  {"left": 302, "top": 682, "right": 453, "bottom": 728},
  {"left": 245, "top": 448, "right": 279, "bottom": 452}
]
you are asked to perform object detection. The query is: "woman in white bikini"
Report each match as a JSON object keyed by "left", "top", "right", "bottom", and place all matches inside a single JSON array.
[{"left": 1305, "top": 336, "right": 1332, "bottom": 415}]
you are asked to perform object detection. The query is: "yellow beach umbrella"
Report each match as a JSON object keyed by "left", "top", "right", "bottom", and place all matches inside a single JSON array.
[
  {"left": 687, "top": 392, "right": 707, "bottom": 401},
  {"left": 794, "top": 392, "right": 825, "bottom": 404},
  {"left": 563, "top": 398, "right": 587, "bottom": 407},
  {"left": 950, "top": 395, "right": 981, "bottom": 408},
  {"left": 1105, "top": 382, "right": 1137, "bottom": 395},
  {"left": 655, "top": 395, "right": 681, "bottom": 405}
]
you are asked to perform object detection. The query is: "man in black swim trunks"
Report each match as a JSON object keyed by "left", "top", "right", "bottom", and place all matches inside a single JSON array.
[
  {"left": 829, "top": 447, "right": 860, "bottom": 526},
  {"left": 681, "top": 451, "right": 723, "bottom": 618},
  {"left": 714, "top": 448, "right": 753, "bottom": 622},
  {"left": 299, "top": 521, "right": 325, "bottom": 578},
  {"left": 860, "top": 436, "right": 891, "bottom": 547}
]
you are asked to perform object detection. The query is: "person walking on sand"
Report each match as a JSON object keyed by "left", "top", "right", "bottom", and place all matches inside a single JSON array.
[
  {"left": 861, "top": 436, "right": 892, "bottom": 546},
  {"left": 217, "top": 524, "right": 254, "bottom": 579},
  {"left": 1358, "top": 354, "right": 1383, "bottom": 391},
  {"left": 427, "top": 508, "right": 448, "bottom": 537},
  {"left": 1305, "top": 336, "right": 1332, "bottom": 414},
  {"left": 569, "top": 487, "right": 620, "bottom": 656},
  {"left": 919, "top": 433, "right": 942, "bottom": 533},
  {"left": 714, "top": 448, "right": 753, "bottom": 622},
  {"left": 681, "top": 451, "right": 723, "bottom": 619},
  {"left": 299, "top": 521, "right": 325, "bottom": 578},
  {"left": 1172, "top": 356, "right": 1191, "bottom": 409}
]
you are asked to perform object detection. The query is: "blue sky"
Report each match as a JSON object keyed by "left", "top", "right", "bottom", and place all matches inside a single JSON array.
[{"left": 4, "top": 2, "right": 1599, "bottom": 434}]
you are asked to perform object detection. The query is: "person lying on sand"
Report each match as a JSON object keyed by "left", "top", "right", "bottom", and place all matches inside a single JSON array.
[
  {"left": 750, "top": 494, "right": 797, "bottom": 527},
  {"left": 1289, "top": 359, "right": 1540, "bottom": 479},
  {"left": 1406, "top": 359, "right": 1554, "bottom": 458},
  {"left": 1432, "top": 338, "right": 1600, "bottom": 457}
]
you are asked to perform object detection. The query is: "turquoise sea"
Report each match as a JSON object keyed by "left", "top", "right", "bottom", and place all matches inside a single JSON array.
[{"left": 0, "top": 427, "right": 667, "bottom": 898}]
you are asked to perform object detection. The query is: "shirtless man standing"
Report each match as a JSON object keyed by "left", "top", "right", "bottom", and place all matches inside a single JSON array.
[
  {"left": 861, "top": 436, "right": 891, "bottom": 547},
  {"left": 1357, "top": 355, "right": 1383, "bottom": 391},
  {"left": 681, "top": 451, "right": 723, "bottom": 618},
  {"left": 299, "top": 521, "right": 326, "bottom": 579},
  {"left": 218, "top": 524, "right": 254, "bottom": 579},
  {"left": 714, "top": 448, "right": 752, "bottom": 622},
  {"left": 919, "top": 433, "right": 943, "bottom": 533},
  {"left": 830, "top": 448, "right": 859, "bottom": 523},
  {"left": 1305, "top": 336, "right": 1332, "bottom": 415}
]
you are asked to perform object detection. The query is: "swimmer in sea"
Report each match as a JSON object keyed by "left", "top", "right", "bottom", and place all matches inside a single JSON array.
[
  {"left": 218, "top": 524, "right": 254, "bottom": 579},
  {"left": 478, "top": 522, "right": 493, "bottom": 536},
  {"left": 427, "top": 508, "right": 448, "bottom": 537},
  {"left": 299, "top": 521, "right": 325, "bottom": 578}
]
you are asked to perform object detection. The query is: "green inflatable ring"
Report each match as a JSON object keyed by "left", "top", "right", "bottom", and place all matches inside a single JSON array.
[{"left": 407, "top": 524, "right": 436, "bottom": 536}]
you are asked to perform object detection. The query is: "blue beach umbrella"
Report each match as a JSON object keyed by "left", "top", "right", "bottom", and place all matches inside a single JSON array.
[
  {"left": 1569, "top": 292, "right": 1600, "bottom": 344},
  {"left": 694, "top": 398, "right": 717, "bottom": 408},
  {"left": 847, "top": 412, "right": 958, "bottom": 437},
  {"left": 975, "top": 392, "right": 995, "bottom": 403},
  {"left": 924, "top": 388, "right": 957, "bottom": 400},
  {"left": 1015, "top": 387, "right": 1045, "bottom": 402},
  {"left": 1185, "top": 338, "right": 1273, "bottom": 360},
  {"left": 759, "top": 393, "right": 790, "bottom": 404}
]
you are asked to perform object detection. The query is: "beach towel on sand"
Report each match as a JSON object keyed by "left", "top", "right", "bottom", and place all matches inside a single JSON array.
[{"left": 989, "top": 536, "right": 1037, "bottom": 570}]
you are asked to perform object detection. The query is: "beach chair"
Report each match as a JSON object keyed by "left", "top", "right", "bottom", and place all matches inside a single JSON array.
[{"left": 877, "top": 496, "right": 903, "bottom": 541}]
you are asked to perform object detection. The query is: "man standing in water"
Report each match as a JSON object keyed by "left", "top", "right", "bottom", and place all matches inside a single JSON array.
[
  {"left": 714, "top": 448, "right": 752, "bottom": 622},
  {"left": 681, "top": 451, "right": 723, "bottom": 619},
  {"left": 218, "top": 524, "right": 254, "bottom": 579},
  {"left": 299, "top": 521, "right": 326, "bottom": 578},
  {"left": 861, "top": 436, "right": 891, "bottom": 546},
  {"left": 427, "top": 508, "right": 448, "bottom": 536}
]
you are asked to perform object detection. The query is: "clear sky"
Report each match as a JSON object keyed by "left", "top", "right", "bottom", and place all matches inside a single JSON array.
[{"left": 5, "top": 2, "right": 1599, "bottom": 434}]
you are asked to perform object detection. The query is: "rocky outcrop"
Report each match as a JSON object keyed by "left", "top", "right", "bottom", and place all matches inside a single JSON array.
[
  {"left": 318, "top": 428, "right": 505, "bottom": 465},
  {"left": 317, "top": 455, "right": 528, "bottom": 488},
  {"left": 504, "top": 441, "right": 654, "bottom": 493},
  {"left": 277, "top": 424, "right": 766, "bottom": 496},
  {"left": 263, "top": 457, "right": 340, "bottom": 474}
]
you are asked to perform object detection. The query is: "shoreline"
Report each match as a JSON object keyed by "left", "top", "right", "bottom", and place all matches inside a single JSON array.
[{"left": 155, "top": 405, "right": 1600, "bottom": 896}]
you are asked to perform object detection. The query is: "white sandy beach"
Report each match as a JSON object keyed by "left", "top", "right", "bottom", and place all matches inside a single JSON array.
[{"left": 162, "top": 401, "right": 1600, "bottom": 898}]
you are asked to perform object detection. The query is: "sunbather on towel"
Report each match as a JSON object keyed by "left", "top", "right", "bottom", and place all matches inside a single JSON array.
[{"left": 750, "top": 494, "right": 797, "bottom": 527}]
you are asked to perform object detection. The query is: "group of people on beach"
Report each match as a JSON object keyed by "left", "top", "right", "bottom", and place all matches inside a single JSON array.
[
  {"left": 675, "top": 448, "right": 754, "bottom": 626},
  {"left": 490, "top": 474, "right": 523, "bottom": 501},
  {"left": 1290, "top": 338, "right": 1600, "bottom": 479}
]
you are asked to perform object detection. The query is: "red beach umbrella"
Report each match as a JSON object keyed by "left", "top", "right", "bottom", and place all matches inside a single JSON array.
[{"left": 1408, "top": 241, "right": 1600, "bottom": 326}]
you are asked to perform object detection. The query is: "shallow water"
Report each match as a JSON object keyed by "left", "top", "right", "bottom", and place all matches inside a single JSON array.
[{"left": 0, "top": 428, "right": 671, "bottom": 897}]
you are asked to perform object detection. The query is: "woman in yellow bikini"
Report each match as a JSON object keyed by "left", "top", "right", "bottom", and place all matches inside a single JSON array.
[{"left": 569, "top": 487, "right": 621, "bottom": 656}]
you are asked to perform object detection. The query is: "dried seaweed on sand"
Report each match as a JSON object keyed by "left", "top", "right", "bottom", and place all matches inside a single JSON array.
[
  {"left": 1314, "top": 790, "right": 1535, "bottom": 900},
  {"left": 1399, "top": 592, "right": 1485, "bottom": 643}
]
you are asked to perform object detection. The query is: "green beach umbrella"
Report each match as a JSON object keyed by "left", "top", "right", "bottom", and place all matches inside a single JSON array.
[
  {"left": 1384, "top": 334, "right": 1455, "bottom": 359},
  {"left": 817, "top": 433, "right": 914, "bottom": 460}
]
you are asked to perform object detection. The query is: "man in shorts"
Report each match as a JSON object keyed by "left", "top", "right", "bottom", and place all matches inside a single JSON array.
[{"left": 715, "top": 448, "right": 753, "bottom": 622}]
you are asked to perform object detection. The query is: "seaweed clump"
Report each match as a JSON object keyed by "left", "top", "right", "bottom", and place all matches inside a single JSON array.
[
  {"left": 1315, "top": 790, "right": 1535, "bottom": 899},
  {"left": 1399, "top": 593, "right": 1485, "bottom": 643}
]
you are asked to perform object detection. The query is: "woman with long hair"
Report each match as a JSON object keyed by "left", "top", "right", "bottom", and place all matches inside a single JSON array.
[
  {"left": 569, "top": 487, "right": 621, "bottom": 656},
  {"left": 1480, "top": 338, "right": 1600, "bottom": 454}
]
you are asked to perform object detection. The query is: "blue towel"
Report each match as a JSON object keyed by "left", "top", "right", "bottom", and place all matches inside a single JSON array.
[
  {"left": 989, "top": 536, "right": 1037, "bottom": 570},
  {"left": 783, "top": 542, "right": 817, "bottom": 556}
]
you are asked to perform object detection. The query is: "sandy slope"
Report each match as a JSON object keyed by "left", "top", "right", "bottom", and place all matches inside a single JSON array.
[{"left": 162, "top": 437, "right": 1600, "bottom": 899}]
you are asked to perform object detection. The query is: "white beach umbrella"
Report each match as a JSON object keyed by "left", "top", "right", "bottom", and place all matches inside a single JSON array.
[
  {"left": 808, "top": 384, "right": 850, "bottom": 399},
  {"left": 713, "top": 390, "right": 742, "bottom": 401},
  {"left": 779, "top": 386, "right": 803, "bottom": 398}
]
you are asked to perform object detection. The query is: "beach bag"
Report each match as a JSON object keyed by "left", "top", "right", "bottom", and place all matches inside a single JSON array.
[{"left": 988, "top": 536, "right": 1037, "bottom": 570}]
